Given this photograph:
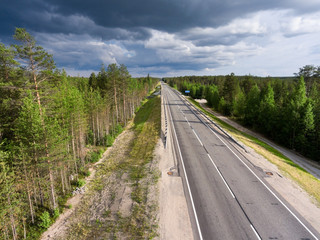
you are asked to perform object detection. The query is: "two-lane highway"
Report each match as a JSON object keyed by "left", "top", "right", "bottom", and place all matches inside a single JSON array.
[{"left": 162, "top": 82, "right": 319, "bottom": 240}]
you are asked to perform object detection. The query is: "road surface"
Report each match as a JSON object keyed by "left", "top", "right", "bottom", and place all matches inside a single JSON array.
[{"left": 162, "top": 82, "right": 319, "bottom": 240}]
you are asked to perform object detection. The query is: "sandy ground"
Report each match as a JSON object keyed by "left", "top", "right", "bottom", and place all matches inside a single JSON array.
[
  {"left": 194, "top": 99, "right": 320, "bottom": 234},
  {"left": 41, "top": 128, "right": 135, "bottom": 240}
]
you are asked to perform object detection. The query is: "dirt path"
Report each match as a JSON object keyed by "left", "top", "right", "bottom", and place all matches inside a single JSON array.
[
  {"left": 42, "top": 96, "right": 162, "bottom": 240},
  {"left": 41, "top": 127, "right": 135, "bottom": 239}
]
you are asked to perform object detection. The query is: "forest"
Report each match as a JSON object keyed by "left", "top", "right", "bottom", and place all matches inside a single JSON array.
[
  {"left": 0, "top": 28, "right": 158, "bottom": 239},
  {"left": 165, "top": 68, "right": 320, "bottom": 162}
]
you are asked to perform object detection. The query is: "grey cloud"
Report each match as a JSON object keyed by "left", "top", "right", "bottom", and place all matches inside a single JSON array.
[
  {"left": 2, "top": 0, "right": 319, "bottom": 43},
  {"left": 1, "top": 0, "right": 320, "bottom": 77},
  {"left": 46, "top": 0, "right": 320, "bottom": 31}
]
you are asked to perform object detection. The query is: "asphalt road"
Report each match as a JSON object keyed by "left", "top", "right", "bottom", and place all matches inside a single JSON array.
[{"left": 162, "top": 82, "right": 319, "bottom": 240}]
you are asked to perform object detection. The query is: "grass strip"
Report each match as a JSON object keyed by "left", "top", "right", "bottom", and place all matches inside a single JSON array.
[{"left": 187, "top": 97, "right": 320, "bottom": 205}]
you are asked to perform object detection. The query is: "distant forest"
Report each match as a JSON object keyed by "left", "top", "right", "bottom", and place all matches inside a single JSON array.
[
  {"left": 165, "top": 67, "right": 320, "bottom": 162},
  {"left": 0, "top": 28, "right": 158, "bottom": 239}
]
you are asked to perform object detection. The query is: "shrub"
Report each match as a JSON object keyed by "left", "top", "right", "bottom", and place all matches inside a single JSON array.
[
  {"left": 79, "top": 167, "right": 91, "bottom": 177},
  {"left": 76, "top": 179, "right": 86, "bottom": 187},
  {"left": 53, "top": 208, "right": 60, "bottom": 220},
  {"left": 105, "top": 135, "right": 115, "bottom": 147},
  {"left": 38, "top": 211, "right": 51, "bottom": 229}
]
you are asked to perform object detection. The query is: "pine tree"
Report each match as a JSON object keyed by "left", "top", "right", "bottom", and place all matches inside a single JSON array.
[
  {"left": 107, "top": 63, "right": 121, "bottom": 124},
  {"left": 0, "top": 43, "right": 18, "bottom": 82},
  {"left": 13, "top": 28, "right": 57, "bottom": 210},
  {"left": 119, "top": 64, "right": 131, "bottom": 124}
]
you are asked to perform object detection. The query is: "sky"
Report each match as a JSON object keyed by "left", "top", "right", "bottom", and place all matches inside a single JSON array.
[{"left": 1, "top": 0, "right": 320, "bottom": 77}]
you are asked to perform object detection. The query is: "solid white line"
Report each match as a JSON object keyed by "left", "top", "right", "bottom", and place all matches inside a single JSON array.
[
  {"left": 250, "top": 224, "right": 262, "bottom": 240},
  {"left": 166, "top": 92, "right": 204, "bottom": 240},
  {"left": 186, "top": 101, "right": 319, "bottom": 240},
  {"left": 207, "top": 154, "right": 235, "bottom": 198},
  {"left": 192, "top": 129, "right": 203, "bottom": 146}
]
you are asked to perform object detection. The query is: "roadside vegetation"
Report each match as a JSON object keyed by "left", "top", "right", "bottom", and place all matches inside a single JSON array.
[
  {"left": 63, "top": 93, "right": 161, "bottom": 239},
  {"left": 0, "top": 28, "right": 158, "bottom": 239},
  {"left": 165, "top": 69, "right": 320, "bottom": 162}
]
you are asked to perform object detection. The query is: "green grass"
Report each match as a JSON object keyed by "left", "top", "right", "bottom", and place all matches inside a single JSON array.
[{"left": 187, "top": 97, "right": 320, "bottom": 205}]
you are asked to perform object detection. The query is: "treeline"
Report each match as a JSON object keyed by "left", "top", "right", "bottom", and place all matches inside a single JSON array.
[
  {"left": 165, "top": 68, "right": 320, "bottom": 162},
  {"left": 0, "top": 28, "right": 158, "bottom": 239}
]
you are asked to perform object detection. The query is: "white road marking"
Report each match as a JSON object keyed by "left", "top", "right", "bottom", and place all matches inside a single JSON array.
[
  {"left": 166, "top": 93, "right": 204, "bottom": 240},
  {"left": 250, "top": 224, "right": 262, "bottom": 240},
  {"left": 184, "top": 96, "right": 319, "bottom": 240},
  {"left": 184, "top": 115, "right": 191, "bottom": 126},
  {"left": 207, "top": 154, "right": 235, "bottom": 198},
  {"left": 192, "top": 129, "right": 203, "bottom": 146}
]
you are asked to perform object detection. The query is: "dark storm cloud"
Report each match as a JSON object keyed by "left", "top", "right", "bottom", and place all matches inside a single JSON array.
[
  {"left": 42, "top": 0, "right": 320, "bottom": 32},
  {"left": 1, "top": 0, "right": 320, "bottom": 77},
  {"left": 0, "top": 1, "right": 151, "bottom": 42},
  {"left": 2, "top": 0, "right": 319, "bottom": 41}
]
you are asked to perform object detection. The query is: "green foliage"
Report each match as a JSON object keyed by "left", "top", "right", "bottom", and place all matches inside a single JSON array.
[
  {"left": 38, "top": 211, "right": 52, "bottom": 229},
  {"left": 258, "top": 83, "right": 276, "bottom": 134},
  {"left": 167, "top": 71, "right": 320, "bottom": 162},
  {"left": 79, "top": 167, "right": 91, "bottom": 177},
  {"left": 87, "top": 150, "right": 101, "bottom": 163},
  {"left": 0, "top": 43, "right": 18, "bottom": 82},
  {"left": 0, "top": 29, "right": 159, "bottom": 239},
  {"left": 105, "top": 135, "right": 115, "bottom": 147},
  {"left": 76, "top": 179, "right": 86, "bottom": 188},
  {"left": 53, "top": 208, "right": 60, "bottom": 220},
  {"left": 112, "top": 124, "right": 123, "bottom": 136},
  {"left": 244, "top": 84, "right": 260, "bottom": 127},
  {"left": 205, "top": 85, "right": 220, "bottom": 109},
  {"left": 233, "top": 90, "right": 246, "bottom": 117},
  {"left": 13, "top": 28, "right": 55, "bottom": 73}
]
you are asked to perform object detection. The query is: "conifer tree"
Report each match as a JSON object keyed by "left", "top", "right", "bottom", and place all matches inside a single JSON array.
[
  {"left": 0, "top": 43, "right": 18, "bottom": 82},
  {"left": 13, "top": 28, "right": 57, "bottom": 210}
]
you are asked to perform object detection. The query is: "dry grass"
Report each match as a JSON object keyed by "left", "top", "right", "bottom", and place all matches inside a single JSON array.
[{"left": 236, "top": 133, "right": 320, "bottom": 205}]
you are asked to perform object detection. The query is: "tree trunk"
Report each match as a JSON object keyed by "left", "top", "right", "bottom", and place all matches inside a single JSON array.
[
  {"left": 23, "top": 158, "right": 35, "bottom": 224},
  {"left": 4, "top": 224, "right": 9, "bottom": 240},
  {"left": 92, "top": 115, "right": 96, "bottom": 145},
  {"left": 23, "top": 218, "right": 26, "bottom": 239},
  {"left": 34, "top": 146, "right": 45, "bottom": 206},
  {"left": 114, "top": 79, "right": 118, "bottom": 124},
  {"left": 8, "top": 196, "right": 17, "bottom": 240},
  {"left": 31, "top": 59, "right": 57, "bottom": 210},
  {"left": 60, "top": 168, "right": 65, "bottom": 194},
  {"left": 96, "top": 112, "right": 100, "bottom": 144},
  {"left": 123, "top": 90, "right": 126, "bottom": 125}
]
